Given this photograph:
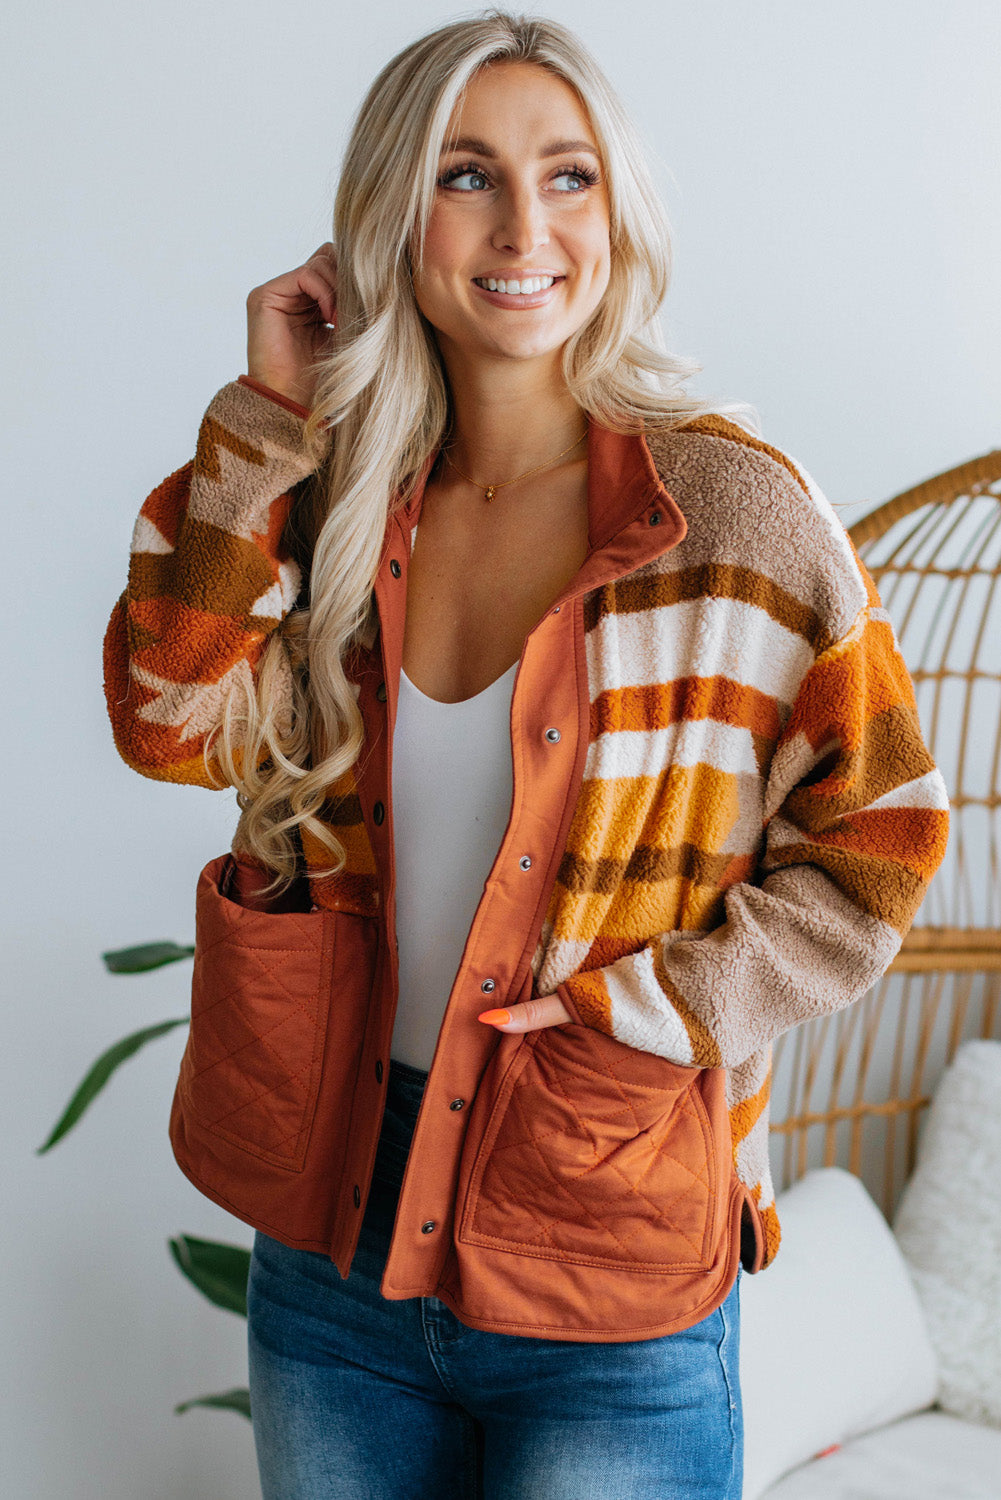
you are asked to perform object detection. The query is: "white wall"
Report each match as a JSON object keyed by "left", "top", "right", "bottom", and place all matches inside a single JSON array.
[{"left": 4, "top": 0, "right": 999, "bottom": 1493}]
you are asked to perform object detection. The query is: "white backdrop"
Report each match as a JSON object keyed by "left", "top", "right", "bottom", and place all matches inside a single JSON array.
[{"left": 4, "top": 0, "right": 999, "bottom": 1494}]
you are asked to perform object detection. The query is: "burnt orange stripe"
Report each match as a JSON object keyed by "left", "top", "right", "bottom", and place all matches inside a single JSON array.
[
  {"left": 557, "top": 843, "right": 736, "bottom": 896},
  {"left": 649, "top": 959, "right": 722, "bottom": 1068},
  {"left": 730, "top": 1069, "right": 771, "bottom": 1145},
  {"left": 784, "top": 619, "right": 917, "bottom": 754},
  {"left": 130, "top": 520, "right": 280, "bottom": 617},
  {"left": 137, "top": 462, "right": 194, "bottom": 548},
  {"left": 194, "top": 413, "right": 268, "bottom": 482},
  {"left": 561, "top": 969, "right": 614, "bottom": 1034},
  {"left": 128, "top": 599, "right": 266, "bottom": 682},
  {"left": 583, "top": 564, "right": 830, "bottom": 652},
  {"left": 759, "top": 1201, "right": 782, "bottom": 1266},
  {"left": 790, "top": 806, "right": 950, "bottom": 881},
  {"left": 763, "top": 840, "right": 929, "bottom": 934},
  {"left": 307, "top": 869, "right": 379, "bottom": 917},
  {"left": 784, "top": 703, "right": 939, "bottom": 828},
  {"left": 582, "top": 933, "right": 651, "bottom": 969},
  {"left": 591, "top": 677, "right": 783, "bottom": 740}
]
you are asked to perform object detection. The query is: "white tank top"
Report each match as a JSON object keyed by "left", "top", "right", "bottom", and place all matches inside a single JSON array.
[{"left": 390, "top": 660, "right": 518, "bottom": 1071}]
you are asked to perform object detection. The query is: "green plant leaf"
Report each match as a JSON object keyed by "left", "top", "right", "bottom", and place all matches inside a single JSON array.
[
  {"left": 175, "top": 1387, "right": 251, "bottom": 1420},
  {"left": 37, "top": 1018, "right": 190, "bottom": 1153},
  {"left": 102, "top": 941, "right": 195, "bottom": 973},
  {"left": 169, "top": 1235, "right": 251, "bottom": 1317}
]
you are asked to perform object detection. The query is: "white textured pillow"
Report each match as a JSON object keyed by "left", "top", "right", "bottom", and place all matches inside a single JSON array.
[
  {"left": 739, "top": 1167, "right": 938, "bottom": 1500},
  {"left": 893, "top": 1038, "right": 1001, "bottom": 1428}
]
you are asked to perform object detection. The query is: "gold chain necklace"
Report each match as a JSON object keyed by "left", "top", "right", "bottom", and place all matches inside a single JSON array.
[{"left": 442, "top": 426, "right": 588, "bottom": 502}]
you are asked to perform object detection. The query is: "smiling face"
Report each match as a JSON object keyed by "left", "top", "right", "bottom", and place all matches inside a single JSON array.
[{"left": 412, "top": 61, "right": 612, "bottom": 374}]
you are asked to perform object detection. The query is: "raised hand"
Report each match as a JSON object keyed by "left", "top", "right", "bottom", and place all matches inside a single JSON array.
[{"left": 245, "top": 242, "right": 338, "bottom": 410}]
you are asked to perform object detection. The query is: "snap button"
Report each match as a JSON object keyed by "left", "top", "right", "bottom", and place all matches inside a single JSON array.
[
  {"left": 519, "top": 855, "right": 532, "bottom": 871},
  {"left": 649, "top": 510, "right": 662, "bottom": 526},
  {"left": 421, "top": 1220, "right": 437, "bottom": 1234},
  {"left": 390, "top": 559, "right": 402, "bottom": 578},
  {"left": 376, "top": 681, "right": 387, "bottom": 702},
  {"left": 552, "top": 605, "right": 561, "bottom": 613},
  {"left": 449, "top": 1098, "right": 465, "bottom": 1111},
  {"left": 481, "top": 978, "right": 496, "bottom": 993},
  {"left": 375, "top": 1059, "right": 383, "bottom": 1083},
  {"left": 545, "top": 727, "right": 561, "bottom": 743},
  {"left": 373, "top": 800, "right": 385, "bottom": 825},
  {"left": 353, "top": 1184, "right": 361, "bottom": 1209}
]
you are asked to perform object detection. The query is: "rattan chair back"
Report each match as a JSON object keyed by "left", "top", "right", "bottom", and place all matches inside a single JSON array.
[{"left": 769, "top": 447, "right": 1001, "bottom": 1218}]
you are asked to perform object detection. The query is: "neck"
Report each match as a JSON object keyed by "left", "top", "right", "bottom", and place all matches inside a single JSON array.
[{"left": 437, "top": 345, "right": 586, "bottom": 483}]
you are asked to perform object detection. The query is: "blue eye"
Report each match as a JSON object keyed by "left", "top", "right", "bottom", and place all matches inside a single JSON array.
[
  {"left": 439, "top": 164, "right": 490, "bottom": 191},
  {"left": 552, "top": 163, "right": 601, "bottom": 192},
  {"left": 436, "top": 159, "right": 602, "bottom": 193}
]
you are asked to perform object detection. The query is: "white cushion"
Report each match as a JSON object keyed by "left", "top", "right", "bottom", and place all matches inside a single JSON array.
[
  {"left": 893, "top": 1038, "right": 1001, "bottom": 1428},
  {"left": 758, "top": 1411, "right": 1001, "bottom": 1499},
  {"left": 739, "top": 1166, "right": 938, "bottom": 1500}
]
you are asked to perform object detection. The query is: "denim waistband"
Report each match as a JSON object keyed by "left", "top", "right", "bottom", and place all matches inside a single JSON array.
[
  {"left": 368, "top": 1057, "right": 429, "bottom": 1199},
  {"left": 385, "top": 1056, "right": 429, "bottom": 1120}
]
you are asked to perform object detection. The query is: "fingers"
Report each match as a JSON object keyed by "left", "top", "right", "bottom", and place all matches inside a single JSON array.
[
  {"left": 248, "top": 246, "right": 338, "bottom": 323},
  {"left": 478, "top": 994, "right": 576, "bottom": 1032},
  {"left": 290, "top": 265, "right": 337, "bottom": 326}
]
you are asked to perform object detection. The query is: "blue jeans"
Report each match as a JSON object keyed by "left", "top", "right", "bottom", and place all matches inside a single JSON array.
[{"left": 247, "top": 1057, "right": 743, "bottom": 1499}]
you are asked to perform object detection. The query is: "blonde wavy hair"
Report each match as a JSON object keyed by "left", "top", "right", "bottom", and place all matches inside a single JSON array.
[{"left": 212, "top": 8, "right": 761, "bottom": 894}]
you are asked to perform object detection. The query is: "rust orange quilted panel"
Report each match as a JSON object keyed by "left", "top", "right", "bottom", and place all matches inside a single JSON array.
[
  {"left": 460, "top": 1023, "right": 718, "bottom": 1271},
  {"left": 177, "top": 857, "right": 335, "bottom": 1170}
]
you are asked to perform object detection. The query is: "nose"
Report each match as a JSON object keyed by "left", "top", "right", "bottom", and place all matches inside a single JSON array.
[{"left": 491, "top": 182, "right": 549, "bottom": 258}]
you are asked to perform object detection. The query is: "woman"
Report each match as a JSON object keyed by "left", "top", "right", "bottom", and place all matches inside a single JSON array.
[{"left": 103, "top": 11, "right": 948, "bottom": 1498}]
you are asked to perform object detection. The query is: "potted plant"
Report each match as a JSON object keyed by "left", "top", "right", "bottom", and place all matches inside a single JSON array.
[{"left": 38, "top": 940, "right": 252, "bottom": 1420}]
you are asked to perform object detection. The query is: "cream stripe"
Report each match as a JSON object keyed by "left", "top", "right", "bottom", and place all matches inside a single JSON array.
[
  {"left": 248, "top": 558, "right": 302, "bottom": 621},
  {"left": 131, "top": 514, "right": 174, "bottom": 555},
  {"left": 586, "top": 597, "right": 815, "bottom": 705},
  {"left": 863, "top": 768, "right": 951, "bottom": 813},
  {"left": 584, "top": 718, "right": 764, "bottom": 781},
  {"left": 534, "top": 934, "right": 594, "bottom": 994},
  {"left": 763, "top": 730, "right": 841, "bottom": 820},
  {"left": 736, "top": 1111, "right": 775, "bottom": 1211},
  {"left": 604, "top": 948, "right": 698, "bottom": 1064},
  {"left": 131, "top": 656, "right": 258, "bottom": 741},
  {"left": 781, "top": 452, "right": 864, "bottom": 584}
]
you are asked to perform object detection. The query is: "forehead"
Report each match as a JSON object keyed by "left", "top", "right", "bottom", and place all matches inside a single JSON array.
[{"left": 442, "top": 61, "right": 598, "bottom": 152}]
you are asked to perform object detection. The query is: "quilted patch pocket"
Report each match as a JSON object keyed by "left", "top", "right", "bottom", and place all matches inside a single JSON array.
[
  {"left": 459, "top": 1022, "right": 719, "bottom": 1272},
  {"left": 176, "top": 854, "right": 350, "bottom": 1171}
]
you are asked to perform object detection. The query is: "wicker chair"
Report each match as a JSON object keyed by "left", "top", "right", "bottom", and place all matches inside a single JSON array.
[{"left": 768, "top": 447, "right": 1001, "bottom": 1220}]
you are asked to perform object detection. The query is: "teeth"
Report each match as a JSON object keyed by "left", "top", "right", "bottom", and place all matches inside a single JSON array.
[{"left": 476, "top": 275, "right": 556, "bottom": 295}]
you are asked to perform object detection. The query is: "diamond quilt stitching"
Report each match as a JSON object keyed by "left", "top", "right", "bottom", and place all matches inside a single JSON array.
[
  {"left": 184, "top": 917, "right": 327, "bottom": 1161},
  {"left": 469, "top": 1029, "right": 715, "bottom": 1265}
]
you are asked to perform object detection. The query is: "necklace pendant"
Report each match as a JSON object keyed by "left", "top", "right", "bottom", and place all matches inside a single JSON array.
[{"left": 484, "top": 486, "right": 495, "bottom": 502}]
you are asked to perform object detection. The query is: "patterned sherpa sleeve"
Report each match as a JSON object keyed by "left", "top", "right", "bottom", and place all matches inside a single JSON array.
[
  {"left": 556, "top": 566, "right": 951, "bottom": 1070},
  {"left": 103, "top": 378, "right": 323, "bottom": 787}
]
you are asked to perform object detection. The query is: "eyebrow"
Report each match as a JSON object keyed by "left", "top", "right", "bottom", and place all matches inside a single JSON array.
[{"left": 442, "top": 135, "right": 600, "bottom": 160}]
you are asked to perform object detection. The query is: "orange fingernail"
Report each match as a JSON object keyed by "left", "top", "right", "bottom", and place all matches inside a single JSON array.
[{"left": 478, "top": 1008, "right": 511, "bottom": 1026}]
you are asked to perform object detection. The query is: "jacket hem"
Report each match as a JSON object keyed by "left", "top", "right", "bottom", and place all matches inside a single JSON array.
[
  {"left": 170, "top": 1142, "right": 335, "bottom": 1259},
  {"left": 402, "top": 1175, "right": 747, "bottom": 1343}
]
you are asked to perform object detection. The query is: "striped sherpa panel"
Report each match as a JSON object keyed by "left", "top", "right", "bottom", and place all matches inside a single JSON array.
[
  {"left": 104, "top": 384, "right": 314, "bottom": 783},
  {"left": 535, "top": 415, "right": 949, "bottom": 1263},
  {"left": 105, "top": 384, "right": 949, "bottom": 1268}
]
